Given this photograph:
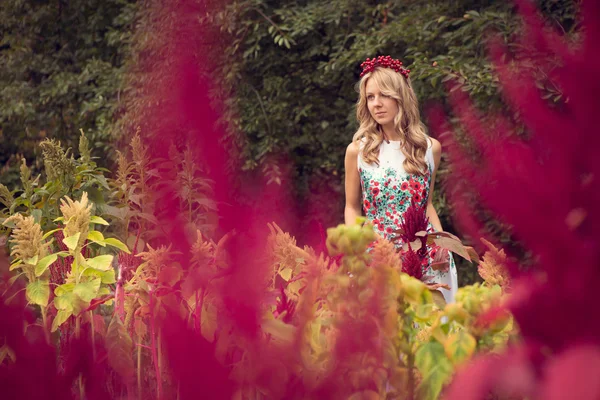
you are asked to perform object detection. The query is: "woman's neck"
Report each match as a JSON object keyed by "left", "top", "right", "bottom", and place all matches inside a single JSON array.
[{"left": 380, "top": 124, "right": 402, "bottom": 142}]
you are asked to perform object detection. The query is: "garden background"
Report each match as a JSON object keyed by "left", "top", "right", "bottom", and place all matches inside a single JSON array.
[
  {"left": 0, "top": 0, "right": 580, "bottom": 284},
  {"left": 1, "top": 0, "right": 597, "bottom": 399}
]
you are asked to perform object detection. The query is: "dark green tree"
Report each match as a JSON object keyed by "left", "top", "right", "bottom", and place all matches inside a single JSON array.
[{"left": 0, "top": 0, "right": 138, "bottom": 186}]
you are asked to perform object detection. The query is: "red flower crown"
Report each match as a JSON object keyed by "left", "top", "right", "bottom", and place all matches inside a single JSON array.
[{"left": 360, "top": 55, "right": 410, "bottom": 79}]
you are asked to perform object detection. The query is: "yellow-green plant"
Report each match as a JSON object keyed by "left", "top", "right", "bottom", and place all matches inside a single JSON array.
[
  {"left": 409, "top": 241, "right": 517, "bottom": 400},
  {"left": 2, "top": 132, "right": 112, "bottom": 234},
  {"left": 3, "top": 191, "right": 129, "bottom": 343},
  {"left": 51, "top": 192, "right": 129, "bottom": 333},
  {"left": 107, "top": 134, "right": 217, "bottom": 252},
  {"left": 4, "top": 213, "right": 53, "bottom": 342}
]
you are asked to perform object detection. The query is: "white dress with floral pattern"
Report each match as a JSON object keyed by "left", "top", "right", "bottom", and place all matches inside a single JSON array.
[{"left": 358, "top": 138, "right": 458, "bottom": 303}]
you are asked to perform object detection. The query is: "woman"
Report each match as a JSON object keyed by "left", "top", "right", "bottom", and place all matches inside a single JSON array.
[{"left": 344, "top": 55, "right": 457, "bottom": 303}]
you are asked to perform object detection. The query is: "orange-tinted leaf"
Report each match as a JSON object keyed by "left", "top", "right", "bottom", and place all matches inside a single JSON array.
[{"left": 106, "top": 315, "right": 134, "bottom": 380}]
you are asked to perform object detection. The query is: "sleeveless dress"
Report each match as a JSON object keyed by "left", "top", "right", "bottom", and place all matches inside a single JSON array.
[{"left": 357, "top": 138, "right": 458, "bottom": 303}]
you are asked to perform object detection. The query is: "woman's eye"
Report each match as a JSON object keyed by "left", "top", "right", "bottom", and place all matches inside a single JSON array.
[
  {"left": 367, "top": 95, "right": 374, "bottom": 100},
  {"left": 382, "top": 94, "right": 390, "bottom": 98}
]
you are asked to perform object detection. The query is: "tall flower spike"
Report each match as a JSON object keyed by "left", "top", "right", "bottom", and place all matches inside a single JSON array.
[
  {"left": 78, "top": 129, "right": 91, "bottom": 164},
  {"left": 0, "top": 184, "right": 13, "bottom": 209},
  {"left": 39, "top": 139, "right": 75, "bottom": 184},
  {"left": 478, "top": 238, "right": 511, "bottom": 291},
  {"left": 5, "top": 214, "right": 47, "bottom": 263},
  {"left": 19, "top": 158, "right": 34, "bottom": 199},
  {"left": 60, "top": 192, "right": 92, "bottom": 249},
  {"left": 360, "top": 55, "right": 411, "bottom": 78}
]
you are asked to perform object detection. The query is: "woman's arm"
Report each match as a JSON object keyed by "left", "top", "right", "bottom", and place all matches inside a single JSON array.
[
  {"left": 426, "top": 138, "right": 444, "bottom": 232},
  {"left": 344, "top": 141, "right": 363, "bottom": 225}
]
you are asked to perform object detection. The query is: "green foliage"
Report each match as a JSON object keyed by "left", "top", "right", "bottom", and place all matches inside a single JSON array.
[
  {"left": 106, "top": 132, "right": 218, "bottom": 245},
  {"left": 415, "top": 342, "right": 453, "bottom": 400},
  {"left": 0, "top": 0, "right": 581, "bottom": 285},
  {"left": 1, "top": 133, "right": 516, "bottom": 398},
  {"left": 0, "top": 133, "right": 111, "bottom": 238},
  {"left": 0, "top": 0, "right": 138, "bottom": 186},
  {"left": 106, "top": 314, "right": 135, "bottom": 381},
  {"left": 204, "top": 0, "right": 579, "bottom": 283}
]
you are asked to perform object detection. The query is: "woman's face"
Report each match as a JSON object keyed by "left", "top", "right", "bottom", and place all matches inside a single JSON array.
[{"left": 365, "top": 78, "right": 399, "bottom": 129}]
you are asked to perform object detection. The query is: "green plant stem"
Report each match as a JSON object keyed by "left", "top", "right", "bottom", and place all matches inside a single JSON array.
[
  {"left": 90, "top": 311, "right": 96, "bottom": 360},
  {"left": 149, "top": 289, "right": 163, "bottom": 399},
  {"left": 78, "top": 375, "right": 84, "bottom": 400},
  {"left": 137, "top": 334, "right": 143, "bottom": 400},
  {"left": 158, "top": 328, "right": 162, "bottom": 387},
  {"left": 75, "top": 315, "right": 81, "bottom": 338},
  {"left": 407, "top": 350, "right": 415, "bottom": 400},
  {"left": 188, "top": 190, "right": 192, "bottom": 223},
  {"left": 75, "top": 314, "right": 84, "bottom": 398},
  {"left": 41, "top": 306, "right": 50, "bottom": 344},
  {"left": 198, "top": 289, "right": 205, "bottom": 334},
  {"left": 406, "top": 310, "right": 416, "bottom": 400},
  {"left": 194, "top": 288, "right": 204, "bottom": 333}
]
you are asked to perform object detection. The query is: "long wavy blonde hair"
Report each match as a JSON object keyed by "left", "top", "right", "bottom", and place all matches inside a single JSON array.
[{"left": 353, "top": 67, "right": 429, "bottom": 175}]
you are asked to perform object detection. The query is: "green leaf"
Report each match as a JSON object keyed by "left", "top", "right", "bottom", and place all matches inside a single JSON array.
[
  {"left": 63, "top": 232, "right": 81, "bottom": 251},
  {"left": 279, "top": 267, "right": 292, "bottom": 281},
  {"left": 136, "top": 212, "right": 159, "bottom": 225},
  {"left": 53, "top": 216, "right": 64, "bottom": 222},
  {"left": 51, "top": 309, "right": 72, "bottom": 332},
  {"left": 54, "top": 291, "right": 76, "bottom": 312},
  {"left": 106, "top": 315, "right": 134, "bottom": 380},
  {"left": 7, "top": 272, "right": 25, "bottom": 287},
  {"left": 35, "top": 253, "right": 58, "bottom": 276},
  {"left": 0, "top": 342, "right": 16, "bottom": 364},
  {"left": 90, "top": 216, "right": 109, "bottom": 225},
  {"left": 261, "top": 318, "right": 295, "bottom": 344},
  {"left": 2, "top": 218, "right": 17, "bottom": 229},
  {"left": 42, "top": 228, "right": 61, "bottom": 240},
  {"left": 26, "top": 280, "right": 50, "bottom": 307},
  {"left": 444, "top": 331, "right": 476, "bottom": 365},
  {"left": 200, "top": 302, "right": 217, "bottom": 342},
  {"left": 87, "top": 230, "right": 106, "bottom": 246},
  {"left": 24, "top": 255, "right": 39, "bottom": 266},
  {"left": 415, "top": 342, "right": 454, "bottom": 400},
  {"left": 9, "top": 259, "right": 23, "bottom": 271},
  {"left": 104, "top": 238, "right": 130, "bottom": 254},
  {"left": 31, "top": 209, "right": 42, "bottom": 224},
  {"left": 86, "top": 254, "right": 114, "bottom": 271},
  {"left": 73, "top": 278, "right": 101, "bottom": 302},
  {"left": 55, "top": 282, "right": 75, "bottom": 297},
  {"left": 82, "top": 267, "right": 116, "bottom": 284},
  {"left": 101, "top": 270, "right": 116, "bottom": 284}
]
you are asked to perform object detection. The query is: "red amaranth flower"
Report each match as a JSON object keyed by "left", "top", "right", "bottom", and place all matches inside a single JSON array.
[
  {"left": 401, "top": 247, "right": 424, "bottom": 280},
  {"left": 397, "top": 200, "right": 429, "bottom": 246}
]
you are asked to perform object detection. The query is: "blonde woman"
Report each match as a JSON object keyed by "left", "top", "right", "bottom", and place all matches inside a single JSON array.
[{"left": 344, "top": 56, "right": 457, "bottom": 303}]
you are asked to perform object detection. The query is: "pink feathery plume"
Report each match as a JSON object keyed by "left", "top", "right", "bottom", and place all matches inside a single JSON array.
[{"left": 431, "top": 0, "right": 600, "bottom": 398}]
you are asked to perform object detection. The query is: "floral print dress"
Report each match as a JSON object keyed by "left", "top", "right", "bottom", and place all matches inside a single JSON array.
[{"left": 358, "top": 138, "right": 458, "bottom": 303}]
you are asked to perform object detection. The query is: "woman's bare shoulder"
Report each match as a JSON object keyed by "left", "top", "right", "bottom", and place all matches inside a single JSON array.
[
  {"left": 429, "top": 137, "right": 441, "bottom": 153},
  {"left": 346, "top": 141, "right": 360, "bottom": 157}
]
